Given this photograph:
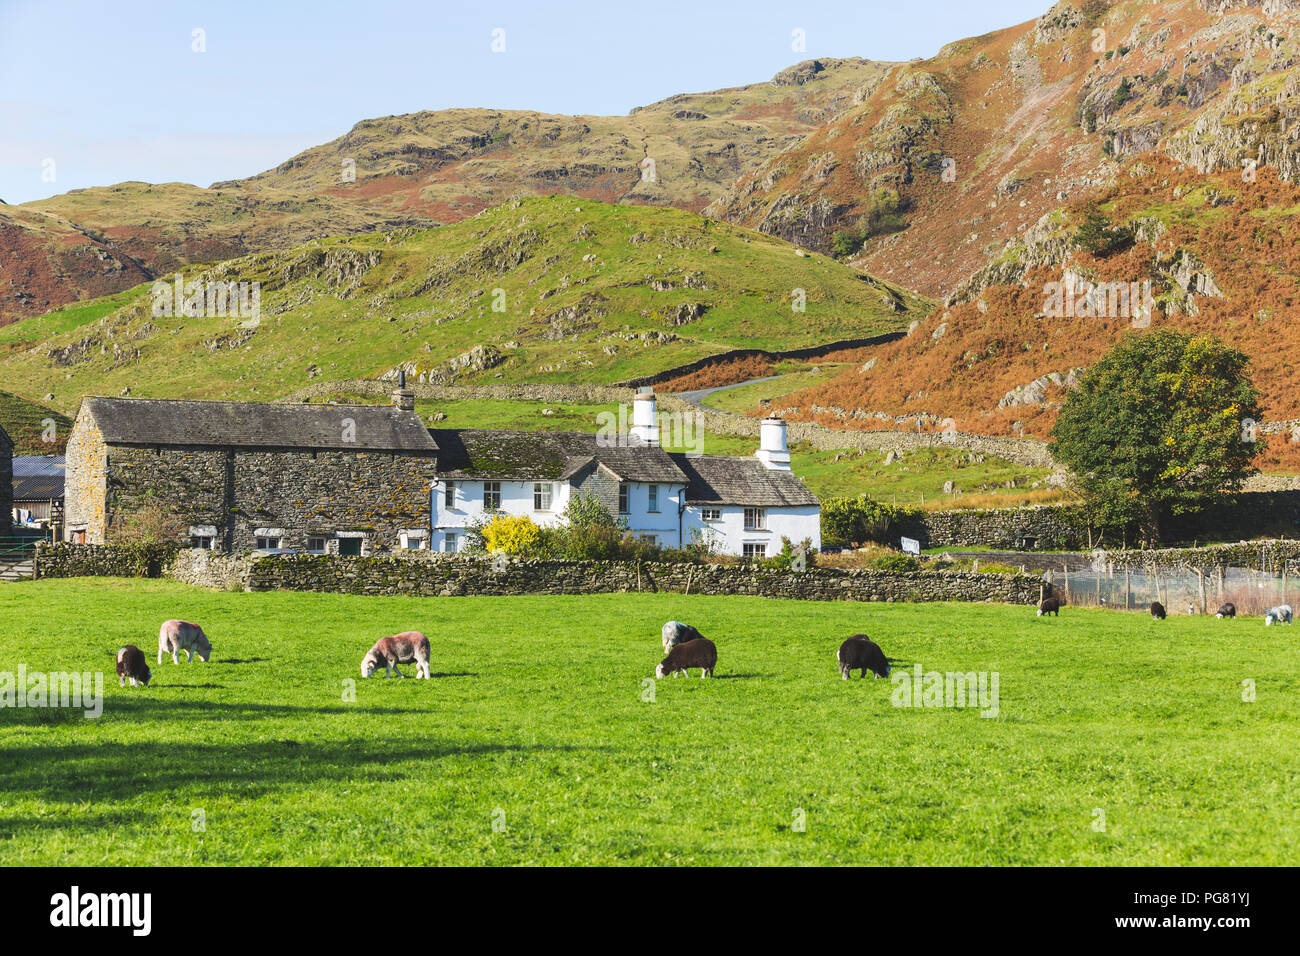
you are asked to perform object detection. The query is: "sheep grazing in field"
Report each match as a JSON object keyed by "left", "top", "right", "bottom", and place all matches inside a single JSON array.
[
  {"left": 1037, "top": 596, "right": 1061, "bottom": 617},
  {"left": 159, "top": 620, "right": 212, "bottom": 665},
  {"left": 1187, "top": 604, "right": 1197, "bottom": 616},
  {"left": 115, "top": 645, "right": 151, "bottom": 688},
  {"left": 1215, "top": 602, "right": 1237, "bottom": 619},
  {"left": 1150, "top": 601, "right": 1167, "bottom": 620},
  {"left": 656, "top": 638, "right": 717, "bottom": 679},
  {"left": 836, "top": 635, "right": 890, "bottom": 679},
  {"left": 661, "top": 620, "right": 705, "bottom": 654},
  {"left": 361, "top": 632, "right": 431, "bottom": 678},
  {"left": 1264, "top": 605, "right": 1293, "bottom": 626}
]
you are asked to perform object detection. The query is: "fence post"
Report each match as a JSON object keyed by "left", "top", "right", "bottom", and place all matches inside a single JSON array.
[
  {"left": 1197, "top": 568, "right": 1206, "bottom": 615},
  {"left": 1125, "top": 565, "right": 1131, "bottom": 611}
]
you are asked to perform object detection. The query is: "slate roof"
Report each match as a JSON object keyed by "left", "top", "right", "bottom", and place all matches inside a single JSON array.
[
  {"left": 80, "top": 397, "right": 438, "bottom": 452},
  {"left": 428, "top": 429, "right": 687, "bottom": 483},
  {"left": 671, "top": 454, "right": 819, "bottom": 507},
  {"left": 12, "top": 456, "right": 64, "bottom": 502}
]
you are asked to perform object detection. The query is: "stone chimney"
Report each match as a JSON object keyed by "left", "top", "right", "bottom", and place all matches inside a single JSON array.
[
  {"left": 629, "top": 387, "right": 659, "bottom": 446},
  {"left": 391, "top": 370, "right": 415, "bottom": 412},
  {"left": 755, "top": 416, "right": 791, "bottom": 471}
]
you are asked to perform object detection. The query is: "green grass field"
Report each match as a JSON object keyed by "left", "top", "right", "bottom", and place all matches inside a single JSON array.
[{"left": 1, "top": 579, "right": 1296, "bottom": 865}]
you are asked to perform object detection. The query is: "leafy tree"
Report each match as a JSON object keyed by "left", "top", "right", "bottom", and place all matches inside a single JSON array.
[
  {"left": 821, "top": 495, "right": 919, "bottom": 547},
  {"left": 1073, "top": 202, "right": 1134, "bottom": 257},
  {"left": 1049, "top": 331, "right": 1260, "bottom": 544}
]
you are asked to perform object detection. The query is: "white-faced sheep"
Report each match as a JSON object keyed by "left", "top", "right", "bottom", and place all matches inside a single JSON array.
[
  {"left": 361, "top": 632, "right": 432, "bottom": 678},
  {"left": 836, "top": 635, "right": 890, "bottom": 679},
  {"left": 1264, "top": 605, "right": 1293, "bottom": 626},
  {"left": 158, "top": 620, "right": 212, "bottom": 665},
  {"left": 661, "top": 621, "right": 705, "bottom": 654},
  {"left": 656, "top": 638, "right": 716, "bottom": 679}
]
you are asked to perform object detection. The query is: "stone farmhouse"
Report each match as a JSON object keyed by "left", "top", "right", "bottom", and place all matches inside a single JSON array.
[{"left": 61, "top": 384, "right": 820, "bottom": 557}]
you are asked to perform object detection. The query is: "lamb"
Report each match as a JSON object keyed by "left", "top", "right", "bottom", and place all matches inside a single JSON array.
[
  {"left": 655, "top": 638, "right": 716, "bottom": 679},
  {"left": 1264, "top": 604, "right": 1293, "bottom": 626},
  {"left": 1150, "top": 601, "right": 1167, "bottom": 620},
  {"left": 1037, "top": 596, "right": 1061, "bottom": 617},
  {"left": 115, "top": 645, "right": 151, "bottom": 688},
  {"left": 158, "top": 620, "right": 211, "bottom": 665},
  {"left": 836, "top": 635, "right": 890, "bottom": 679},
  {"left": 361, "top": 632, "right": 432, "bottom": 678},
  {"left": 1215, "top": 602, "right": 1237, "bottom": 619},
  {"left": 661, "top": 621, "right": 705, "bottom": 654}
]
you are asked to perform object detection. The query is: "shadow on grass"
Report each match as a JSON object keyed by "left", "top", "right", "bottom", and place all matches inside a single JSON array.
[
  {"left": 0, "top": 737, "right": 607, "bottom": 804},
  {"left": 220, "top": 658, "right": 269, "bottom": 665}
]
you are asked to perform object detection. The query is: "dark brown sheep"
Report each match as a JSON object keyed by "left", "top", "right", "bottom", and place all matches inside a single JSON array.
[
  {"left": 116, "top": 645, "right": 151, "bottom": 688},
  {"left": 656, "top": 638, "right": 717, "bottom": 679},
  {"left": 836, "top": 635, "right": 890, "bottom": 679},
  {"left": 1037, "top": 596, "right": 1061, "bottom": 617},
  {"left": 1215, "top": 602, "right": 1237, "bottom": 619}
]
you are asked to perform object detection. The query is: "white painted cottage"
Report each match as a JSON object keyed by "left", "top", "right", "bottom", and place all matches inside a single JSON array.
[{"left": 428, "top": 391, "right": 820, "bottom": 557}]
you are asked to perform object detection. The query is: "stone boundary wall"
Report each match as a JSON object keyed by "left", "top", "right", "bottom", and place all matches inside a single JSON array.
[
  {"left": 908, "top": 504, "right": 1089, "bottom": 551},
  {"left": 35, "top": 542, "right": 181, "bottom": 578},
  {"left": 611, "top": 332, "right": 908, "bottom": 388},
  {"left": 33, "top": 544, "right": 1043, "bottom": 604}
]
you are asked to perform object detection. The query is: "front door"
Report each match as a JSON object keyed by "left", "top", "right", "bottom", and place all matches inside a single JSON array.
[{"left": 339, "top": 538, "right": 362, "bottom": 557}]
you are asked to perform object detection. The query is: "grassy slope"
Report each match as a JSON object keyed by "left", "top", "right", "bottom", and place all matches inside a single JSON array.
[
  {"left": 0, "top": 391, "right": 71, "bottom": 455},
  {"left": 9, "top": 58, "right": 892, "bottom": 320},
  {"left": 0, "top": 579, "right": 1295, "bottom": 865},
  {"left": 0, "top": 197, "right": 927, "bottom": 413}
]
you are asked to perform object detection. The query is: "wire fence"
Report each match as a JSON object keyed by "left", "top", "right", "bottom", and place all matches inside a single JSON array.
[{"left": 1042, "top": 562, "right": 1299, "bottom": 615}]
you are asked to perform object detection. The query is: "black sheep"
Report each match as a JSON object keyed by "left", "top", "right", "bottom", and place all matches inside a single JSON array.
[
  {"left": 836, "top": 635, "right": 891, "bottom": 679},
  {"left": 1037, "top": 596, "right": 1061, "bottom": 617},
  {"left": 1215, "top": 602, "right": 1237, "bottom": 619},
  {"left": 1150, "top": 601, "right": 1167, "bottom": 620}
]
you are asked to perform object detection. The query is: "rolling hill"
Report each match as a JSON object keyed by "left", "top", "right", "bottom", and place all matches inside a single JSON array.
[
  {"left": 4, "top": 57, "right": 892, "bottom": 324},
  {"left": 0, "top": 197, "right": 927, "bottom": 414}
]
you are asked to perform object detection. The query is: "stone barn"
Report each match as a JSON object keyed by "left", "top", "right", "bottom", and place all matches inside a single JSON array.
[
  {"left": 63, "top": 392, "right": 438, "bottom": 553},
  {"left": 0, "top": 424, "right": 12, "bottom": 538}
]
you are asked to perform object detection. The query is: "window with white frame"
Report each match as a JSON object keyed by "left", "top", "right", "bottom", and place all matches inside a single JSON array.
[
  {"left": 256, "top": 536, "right": 281, "bottom": 551},
  {"left": 190, "top": 535, "right": 214, "bottom": 550},
  {"left": 743, "top": 542, "right": 767, "bottom": 559},
  {"left": 701, "top": 507, "right": 721, "bottom": 522},
  {"left": 618, "top": 484, "right": 630, "bottom": 514},
  {"left": 744, "top": 507, "right": 767, "bottom": 531},
  {"left": 534, "top": 482, "right": 553, "bottom": 511},
  {"left": 444, "top": 481, "right": 456, "bottom": 509},
  {"left": 400, "top": 530, "right": 427, "bottom": 550},
  {"left": 307, "top": 535, "right": 328, "bottom": 554},
  {"left": 641, "top": 534, "right": 659, "bottom": 547},
  {"left": 647, "top": 484, "right": 659, "bottom": 513},
  {"left": 483, "top": 481, "right": 502, "bottom": 511},
  {"left": 444, "top": 533, "right": 459, "bottom": 553}
]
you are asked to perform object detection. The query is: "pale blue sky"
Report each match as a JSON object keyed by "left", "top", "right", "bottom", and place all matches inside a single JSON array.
[{"left": 0, "top": 0, "right": 1047, "bottom": 204}]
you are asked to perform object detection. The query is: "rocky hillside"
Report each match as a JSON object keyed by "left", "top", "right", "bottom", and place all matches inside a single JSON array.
[
  {"left": 708, "top": 0, "right": 1300, "bottom": 301},
  {"left": 5, "top": 58, "right": 891, "bottom": 324},
  {"left": 0, "top": 197, "right": 926, "bottom": 413},
  {"left": 763, "top": 155, "right": 1300, "bottom": 469}
]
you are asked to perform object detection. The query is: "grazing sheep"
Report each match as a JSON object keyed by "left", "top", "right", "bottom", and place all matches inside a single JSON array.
[
  {"left": 1037, "top": 596, "right": 1061, "bottom": 617},
  {"left": 158, "top": 620, "right": 211, "bottom": 665},
  {"left": 1187, "top": 604, "right": 1197, "bottom": 616},
  {"left": 836, "top": 635, "right": 890, "bottom": 679},
  {"left": 1150, "top": 601, "right": 1167, "bottom": 620},
  {"left": 655, "top": 638, "right": 717, "bottom": 679},
  {"left": 1264, "top": 604, "right": 1293, "bottom": 626},
  {"left": 361, "top": 632, "right": 431, "bottom": 678},
  {"left": 661, "top": 621, "right": 705, "bottom": 654},
  {"left": 115, "top": 645, "right": 151, "bottom": 688},
  {"left": 1215, "top": 602, "right": 1237, "bottom": 619}
]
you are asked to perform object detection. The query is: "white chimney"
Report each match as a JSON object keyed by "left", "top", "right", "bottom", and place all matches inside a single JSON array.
[
  {"left": 756, "top": 416, "right": 791, "bottom": 471},
  {"left": 630, "top": 387, "right": 659, "bottom": 446}
]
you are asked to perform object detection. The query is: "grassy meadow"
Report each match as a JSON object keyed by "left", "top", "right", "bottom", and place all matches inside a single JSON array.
[{"left": 0, "top": 579, "right": 1296, "bottom": 865}]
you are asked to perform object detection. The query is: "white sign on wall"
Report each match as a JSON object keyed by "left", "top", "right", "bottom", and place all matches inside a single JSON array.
[{"left": 900, "top": 537, "right": 921, "bottom": 555}]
